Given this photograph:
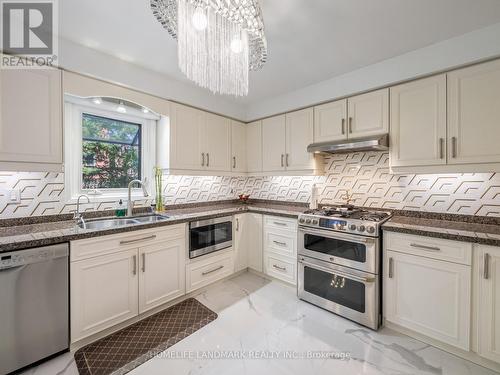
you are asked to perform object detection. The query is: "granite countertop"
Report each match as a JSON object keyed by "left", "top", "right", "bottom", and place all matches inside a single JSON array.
[
  {"left": 383, "top": 215, "right": 500, "bottom": 247},
  {"left": 0, "top": 201, "right": 306, "bottom": 253}
]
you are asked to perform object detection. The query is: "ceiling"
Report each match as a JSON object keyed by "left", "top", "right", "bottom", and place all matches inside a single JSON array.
[{"left": 60, "top": 0, "right": 500, "bottom": 105}]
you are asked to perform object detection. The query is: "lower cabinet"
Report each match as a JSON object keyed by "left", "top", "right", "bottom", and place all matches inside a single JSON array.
[
  {"left": 263, "top": 215, "right": 297, "bottom": 285},
  {"left": 70, "top": 225, "right": 186, "bottom": 343},
  {"left": 475, "top": 244, "right": 500, "bottom": 363},
  {"left": 234, "top": 213, "right": 263, "bottom": 273},
  {"left": 186, "top": 251, "right": 234, "bottom": 293}
]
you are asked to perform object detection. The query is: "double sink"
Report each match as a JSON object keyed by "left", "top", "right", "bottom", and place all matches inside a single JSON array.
[{"left": 78, "top": 214, "right": 170, "bottom": 230}]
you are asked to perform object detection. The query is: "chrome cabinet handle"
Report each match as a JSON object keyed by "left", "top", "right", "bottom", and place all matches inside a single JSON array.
[
  {"left": 233, "top": 156, "right": 236, "bottom": 169},
  {"left": 201, "top": 153, "right": 205, "bottom": 167},
  {"left": 388, "top": 257, "right": 394, "bottom": 279},
  {"left": 273, "top": 221, "right": 287, "bottom": 226},
  {"left": 484, "top": 253, "right": 490, "bottom": 279},
  {"left": 439, "top": 138, "right": 444, "bottom": 159},
  {"left": 141, "top": 253, "right": 146, "bottom": 273},
  {"left": 132, "top": 255, "right": 137, "bottom": 275},
  {"left": 273, "top": 264, "right": 287, "bottom": 271},
  {"left": 206, "top": 153, "right": 210, "bottom": 167},
  {"left": 120, "top": 235, "right": 156, "bottom": 245},
  {"left": 410, "top": 243, "right": 440, "bottom": 252},
  {"left": 451, "top": 137, "right": 457, "bottom": 158},
  {"left": 348, "top": 117, "right": 353, "bottom": 133},
  {"left": 286, "top": 153, "right": 289, "bottom": 167},
  {"left": 235, "top": 218, "right": 239, "bottom": 231},
  {"left": 281, "top": 154, "right": 284, "bottom": 167},
  {"left": 273, "top": 240, "right": 287, "bottom": 247},
  {"left": 202, "top": 265, "right": 223, "bottom": 276},
  {"left": 341, "top": 118, "right": 345, "bottom": 135}
]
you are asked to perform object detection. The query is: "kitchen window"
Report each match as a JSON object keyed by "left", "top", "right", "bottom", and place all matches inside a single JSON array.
[{"left": 64, "top": 96, "right": 157, "bottom": 202}]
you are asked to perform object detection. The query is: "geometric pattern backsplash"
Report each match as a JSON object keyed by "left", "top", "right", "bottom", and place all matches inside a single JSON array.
[{"left": 1, "top": 151, "right": 500, "bottom": 218}]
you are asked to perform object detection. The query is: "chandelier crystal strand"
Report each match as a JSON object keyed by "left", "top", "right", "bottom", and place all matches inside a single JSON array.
[{"left": 151, "top": 0, "right": 265, "bottom": 97}]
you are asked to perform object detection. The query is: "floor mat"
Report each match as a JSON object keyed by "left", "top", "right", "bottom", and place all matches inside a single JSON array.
[{"left": 74, "top": 298, "right": 217, "bottom": 375}]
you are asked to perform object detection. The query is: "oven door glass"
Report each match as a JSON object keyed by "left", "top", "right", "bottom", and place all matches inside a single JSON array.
[
  {"left": 303, "top": 265, "right": 365, "bottom": 313},
  {"left": 190, "top": 221, "right": 232, "bottom": 253},
  {"left": 303, "top": 234, "right": 366, "bottom": 263}
]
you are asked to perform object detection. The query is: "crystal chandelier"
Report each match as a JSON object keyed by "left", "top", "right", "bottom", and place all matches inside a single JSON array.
[{"left": 150, "top": 0, "right": 267, "bottom": 96}]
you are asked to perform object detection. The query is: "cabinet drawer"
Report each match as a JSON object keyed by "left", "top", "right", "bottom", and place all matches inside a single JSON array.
[
  {"left": 264, "top": 216, "right": 297, "bottom": 232},
  {"left": 186, "top": 251, "right": 234, "bottom": 292},
  {"left": 264, "top": 231, "right": 296, "bottom": 258},
  {"left": 71, "top": 224, "right": 186, "bottom": 262},
  {"left": 264, "top": 253, "right": 296, "bottom": 285},
  {"left": 384, "top": 232, "right": 472, "bottom": 265}
]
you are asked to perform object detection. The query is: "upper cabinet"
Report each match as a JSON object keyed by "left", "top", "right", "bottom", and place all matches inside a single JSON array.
[
  {"left": 204, "top": 113, "right": 231, "bottom": 171},
  {"left": 390, "top": 75, "right": 447, "bottom": 168},
  {"left": 447, "top": 60, "right": 500, "bottom": 165},
  {"left": 231, "top": 120, "right": 247, "bottom": 173},
  {"left": 347, "top": 89, "right": 389, "bottom": 138},
  {"left": 246, "top": 120, "right": 262, "bottom": 173},
  {"left": 262, "top": 109, "right": 322, "bottom": 175},
  {"left": 313, "top": 89, "right": 388, "bottom": 143},
  {"left": 0, "top": 69, "right": 62, "bottom": 172}
]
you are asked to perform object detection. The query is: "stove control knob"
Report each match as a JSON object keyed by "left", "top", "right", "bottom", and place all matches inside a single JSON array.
[
  {"left": 366, "top": 226, "right": 375, "bottom": 234},
  {"left": 299, "top": 218, "right": 305, "bottom": 224},
  {"left": 305, "top": 219, "right": 312, "bottom": 224},
  {"left": 358, "top": 225, "right": 366, "bottom": 232},
  {"left": 349, "top": 224, "right": 357, "bottom": 231},
  {"left": 312, "top": 219, "right": 318, "bottom": 225}
]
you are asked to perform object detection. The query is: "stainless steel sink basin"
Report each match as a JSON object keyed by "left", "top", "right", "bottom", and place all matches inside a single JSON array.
[{"left": 78, "top": 214, "right": 169, "bottom": 230}]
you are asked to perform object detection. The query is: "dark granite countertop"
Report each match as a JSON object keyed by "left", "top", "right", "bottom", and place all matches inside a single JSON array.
[
  {"left": 0, "top": 201, "right": 306, "bottom": 253},
  {"left": 383, "top": 215, "right": 500, "bottom": 247}
]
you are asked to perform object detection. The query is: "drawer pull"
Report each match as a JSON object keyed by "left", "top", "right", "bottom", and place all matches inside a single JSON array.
[
  {"left": 273, "top": 264, "right": 287, "bottom": 272},
  {"left": 273, "top": 240, "right": 287, "bottom": 247},
  {"left": 202, "top": 265, "right": 224, "bottom": 276},
  {"left": 132, "top": 255, "right": 137, "bottom": 275},
  {"left": 484, "top": 253, "right": 490, "bottom": 280},
  {"left": 120, "top": 235, "right": 156, "bottom": 245},
  {"left": 410, "top": 243, "right": 441, "bottom": 252},
  {"left": 273, "top": 221, "right": 287, "bottom": 226},
  {"left": 388, "top": 257, "right": 394, "bottom": 279}
]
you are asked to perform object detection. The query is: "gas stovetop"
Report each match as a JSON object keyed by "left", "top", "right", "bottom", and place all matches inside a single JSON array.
[{"left": 298, "top": 206, "right": 391, "bottom": 237}]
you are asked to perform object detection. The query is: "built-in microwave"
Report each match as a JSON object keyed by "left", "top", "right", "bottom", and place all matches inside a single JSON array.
[{"left": 189, "top": 216, "right": 233, "bottom": 259}]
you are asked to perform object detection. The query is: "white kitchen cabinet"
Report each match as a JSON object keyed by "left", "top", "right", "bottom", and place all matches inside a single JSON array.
[
  {"left": 285, "top": 108, "right": 315, "bottom": 171},
  {"left": 448, "top": 59, "right": 500, "bottom": 165},
  {"left": 234, "top": 214, "right": 248, "bottom": 272},
  {"left": 231, "top": 120, "right": 247, "bottom": 173},
  {"left": 0, "top": 68, "right": 62, "bottom": 172},
  {"left": 384, "top": 249, "right": 471, "bottom": 350},
  {"left": 390, "top": 75, "right": 447, "bottom": 168},
  {"left": 475, "top": 245, "right": 500, "bottom": 363},
  {"left": 205, "top": 112, "right": 231, "bottom": 171},
  {"left": 246, "top": 120, "right": 262, "bottom": 173},
  {"left": 262, "top": 115, "right": 287, "bottom": 172},
  {"left": 71, "top": 249, "right": 138, "bottom": 342},
  {"left": 138, "top": 238, "right": 186, "bottom": 314},
  {"left": 313, "top": 99, "right": 348, "bottom": 142},
  {"left": 246, "top": 213, "right": 264, "bottom": 273},
  {"left": 347, "top": 88, "right": 389, "bottom": 138},
  {"left": 186, "top": 251, "right": 234, "bottom": 292}
]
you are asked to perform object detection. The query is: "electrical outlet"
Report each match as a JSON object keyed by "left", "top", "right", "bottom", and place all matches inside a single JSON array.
[{"left": 9, "top": 189, "right": 21, "bottom": 204}]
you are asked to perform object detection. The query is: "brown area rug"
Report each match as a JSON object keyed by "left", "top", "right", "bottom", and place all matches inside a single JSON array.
[{"left": 74, "top": 298, "right": 217, "bottom": 375}]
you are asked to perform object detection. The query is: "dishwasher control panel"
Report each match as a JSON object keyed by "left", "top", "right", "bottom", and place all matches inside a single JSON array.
[{"left": 1, "top": 245, "right": 68, "bottom": 270}]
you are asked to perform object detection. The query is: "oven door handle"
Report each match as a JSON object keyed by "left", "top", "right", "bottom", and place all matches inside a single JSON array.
[
  {"left": 298, "top": 227, "right": 375, "bottom": 245},
  {"left": 298, "top": 259, "right": 376, "bottom": 283}
]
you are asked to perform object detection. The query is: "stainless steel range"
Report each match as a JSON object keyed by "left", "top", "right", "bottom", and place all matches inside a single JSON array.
[{"left": 297, "top": 206, "right": 391, "bottom": 330}]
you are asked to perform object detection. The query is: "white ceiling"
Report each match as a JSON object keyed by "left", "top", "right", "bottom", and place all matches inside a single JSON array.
[{"left": 60, "top": 0, "right": 500, "bottom": 105}]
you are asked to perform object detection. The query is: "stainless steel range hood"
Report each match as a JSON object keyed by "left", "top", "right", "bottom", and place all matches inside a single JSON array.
[{"left": 307, "top": 134, "right": 389, "bottom": 154}]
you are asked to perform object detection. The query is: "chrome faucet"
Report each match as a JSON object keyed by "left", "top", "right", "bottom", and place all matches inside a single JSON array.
[
  {"left": 74, "top": 194, "right": 90, "bottom": 226},
  {"left": 127, "top": 179, "right": 149, "bottom": 217}
]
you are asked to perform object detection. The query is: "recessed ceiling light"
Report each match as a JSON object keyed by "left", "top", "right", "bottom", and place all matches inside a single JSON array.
[
  {"left": 92, "top": 97, "right": 102, "bottom": 105},
  {"left": 116, "top": 101, "right": 127, "bottom": 113}
]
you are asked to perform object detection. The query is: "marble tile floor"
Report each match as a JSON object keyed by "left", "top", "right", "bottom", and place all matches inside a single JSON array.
[{"left": 21, "top": 272, "right": 498, "bottom": 375}]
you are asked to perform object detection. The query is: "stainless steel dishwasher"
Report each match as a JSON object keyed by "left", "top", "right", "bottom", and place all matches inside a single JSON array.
[{"left": 0, "top": 243, "right": 69, "bottom": 374}]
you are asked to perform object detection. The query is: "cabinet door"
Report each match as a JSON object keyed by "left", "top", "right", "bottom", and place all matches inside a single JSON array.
[
  {"left": 390, "top": 75, "right": 447, "bottom": 167},
  {"left": 231, "top": 120, "right": 247, "bottom": 173},
  {"left": 71, "top": 249, "right": 138, "bottom": 343},
  {"left": 476, "top": 245, "right": 500, "bottom": 363},
  {"left": 262, "top": 115, "right": 286, "bottom": 171},
  {"left": 234, "top": 214, "right": 248, "bottom": 272},
  {"left": 347, "top": 88, "right": 389, "bottom": 138},
  {"left": 313, "top": 99, "right": 348, "bottom": 142},
  {"left": 138, "top": 239, "right": 186, "bottom": 314},
  {"left": 0, "top": 69, "right": 62, "bottom": 169},
  {"left": 169, "top": 103, "right": 204, "bottom": 170},
  {"left": 448, "top": 60, "right": 500, "bottom": 164},
  {"left": 285, "top": 108, "right": 315, "bottom": 171},
  {"left": 247, "top": 213, "right": 263, "bottom": 272},
  {"left": 246, "top": 120, "right": 262, "bottom": 173},
  {"left": 205, "top": 113, "right": 231, "bottom": 171},
  {"left": 384, "top": 250, "right": 471, "bottom": 350}
]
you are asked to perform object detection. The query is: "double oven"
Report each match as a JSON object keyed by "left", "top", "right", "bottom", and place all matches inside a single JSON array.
[{"left": 297, "top": 225, "right": 381, "bottom": 330}]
